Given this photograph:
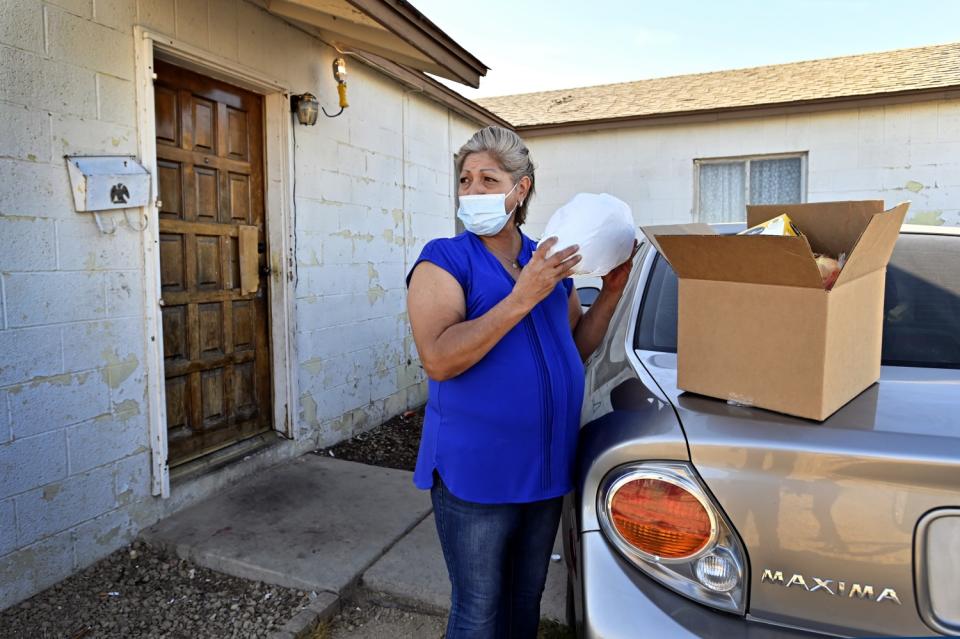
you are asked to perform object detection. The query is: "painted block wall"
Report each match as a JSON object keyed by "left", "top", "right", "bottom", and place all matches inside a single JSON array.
[
  {"left": 521, "top": 102, "right": 960, "bottom": 237},
  {"left": 293, "top": 70, "right": 477, "bottom": 443},
  {"left": 0, "top": 0, "right": 478, "bottom": 610}
]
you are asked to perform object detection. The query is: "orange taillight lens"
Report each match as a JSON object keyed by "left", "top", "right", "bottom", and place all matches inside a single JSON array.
[{"left": 609, "top": 478, "right": 712, "bottom": 559}]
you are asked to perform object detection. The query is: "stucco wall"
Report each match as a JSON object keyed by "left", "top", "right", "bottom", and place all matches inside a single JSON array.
[
  {"left": 521, "top": 102, "right": 960, "bottom": 236},
  {"left": 0, "top": 0, "right": 477, "bottom": 610}
]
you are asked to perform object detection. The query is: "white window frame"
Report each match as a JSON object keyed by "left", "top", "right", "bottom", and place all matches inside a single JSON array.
[{"left": 693, "top": 152, "right": 808, "bottom": 223}]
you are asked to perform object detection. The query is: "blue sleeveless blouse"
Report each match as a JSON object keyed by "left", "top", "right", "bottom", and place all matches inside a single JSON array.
[{"left": 407, "top": 231, "right": 585, "bottom": 504}]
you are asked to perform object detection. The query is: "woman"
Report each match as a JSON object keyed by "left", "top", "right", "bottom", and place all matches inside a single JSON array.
[{"left": 406, "top": 126, "right": 633, "bottom": 639}]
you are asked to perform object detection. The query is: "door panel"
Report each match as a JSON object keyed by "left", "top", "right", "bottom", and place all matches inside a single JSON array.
[{"left": 154, "top": 59, "right": 271, "bottom": 467}]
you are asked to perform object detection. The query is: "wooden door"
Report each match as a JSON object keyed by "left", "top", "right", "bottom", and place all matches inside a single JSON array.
[{"left": 153, "top": 59, "right": 272, "bottom": 467}]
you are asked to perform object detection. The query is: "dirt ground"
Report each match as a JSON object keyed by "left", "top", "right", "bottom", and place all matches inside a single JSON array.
[
  {"left": 0, "top": 540, "right": 312, "bottom": 639},
  {"left": 313, "top": 408, "right": 423, "bottom": 471}
]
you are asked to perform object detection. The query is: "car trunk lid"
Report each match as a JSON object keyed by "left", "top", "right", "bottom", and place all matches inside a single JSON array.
[{"left": 641, "top": 352, "right": 959, "bottom": 637}]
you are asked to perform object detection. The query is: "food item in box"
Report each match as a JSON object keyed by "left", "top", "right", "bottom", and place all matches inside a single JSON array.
[
  {"left": 739, "top": 214, "right": 847, "bottom": 290},
  {"left": 737, "top": 213, "right": 801, "bottom": 237},
  {"left": 814, "top": 252, "right": 846, "bottom": 290}
]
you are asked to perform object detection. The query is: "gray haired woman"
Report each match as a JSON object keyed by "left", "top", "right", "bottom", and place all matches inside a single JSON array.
[{"left": 406, "top": 126, "right": 634, "bottom": 638}]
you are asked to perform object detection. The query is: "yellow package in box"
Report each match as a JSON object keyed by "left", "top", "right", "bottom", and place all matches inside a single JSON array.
[{"left": 738, "top": 213, "right": 801, "bottom": 237}]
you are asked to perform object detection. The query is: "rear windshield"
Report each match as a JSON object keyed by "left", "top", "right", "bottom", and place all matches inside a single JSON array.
[{"left": 635, "top": 233, "right": 960, "bottom": 369}]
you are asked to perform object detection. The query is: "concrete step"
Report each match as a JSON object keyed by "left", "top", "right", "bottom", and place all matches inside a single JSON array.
[{"left": 140, "top": 455, "right": 432, "bottom": 597}]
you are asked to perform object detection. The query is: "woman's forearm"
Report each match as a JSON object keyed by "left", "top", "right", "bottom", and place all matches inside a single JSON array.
[
  {"left": 572, "top": 290, "right": 619, "bottom": 361},
  {"left": 422, "top": 293, "right": 531, "bottom": 381}
]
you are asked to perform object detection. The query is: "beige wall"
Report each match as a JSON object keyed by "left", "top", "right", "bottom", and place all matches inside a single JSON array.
[
  {"left": 521, "top": 101, "right": 960, "bottom": 237},
  {"left": 0, "top": 0, "right": 479, "bottom": 609}
]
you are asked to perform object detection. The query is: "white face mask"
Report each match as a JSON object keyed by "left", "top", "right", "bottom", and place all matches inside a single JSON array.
[{"left": 457, "top": 182, "right": 521, "bottom": 236}]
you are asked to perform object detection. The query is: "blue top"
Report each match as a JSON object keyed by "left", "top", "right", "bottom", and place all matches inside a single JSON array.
[{"left": 407, "top": 231, "right": 585, "bottom": 504}]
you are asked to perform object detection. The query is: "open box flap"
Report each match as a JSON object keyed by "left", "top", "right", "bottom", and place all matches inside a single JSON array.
[
  {"left": 748, "top": 201, "right": 884, "bottom": 258},
  {"left": 833, "top": 201, "right": 910, "bottom": 288},
  {"left": 640, "top": 223, "right": 715, "bottom": 257},
  {"left": 653, "top": 234, "right": 825, "bottom": 288}
]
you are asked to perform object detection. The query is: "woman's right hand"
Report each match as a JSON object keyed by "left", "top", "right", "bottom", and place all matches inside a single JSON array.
[{"left": 510, "top": 237, "right": 581, "bottom": 311}]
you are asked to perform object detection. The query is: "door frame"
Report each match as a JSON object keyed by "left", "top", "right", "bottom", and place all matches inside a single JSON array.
[{"left": 134, "top": 26, "right": 299, "bottom": 498}]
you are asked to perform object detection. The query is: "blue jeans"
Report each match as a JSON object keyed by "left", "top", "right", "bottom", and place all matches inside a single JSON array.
[{"left": 431, "top": 472, "right": 563, "bottom": 639}]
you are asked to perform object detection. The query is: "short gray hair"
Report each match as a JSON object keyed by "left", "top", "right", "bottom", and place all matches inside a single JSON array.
[{"left": 454, "top": 126, "right": 536, "bottom": 226}]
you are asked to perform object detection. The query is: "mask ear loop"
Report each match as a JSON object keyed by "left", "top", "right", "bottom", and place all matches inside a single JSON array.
[{"left": 505, "top": 181, "right": 522, "bottom": 216}]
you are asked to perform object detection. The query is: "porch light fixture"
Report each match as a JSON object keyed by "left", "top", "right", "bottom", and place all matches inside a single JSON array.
[
  {"left": 290, "top": 57, "right": 350, "bottom": 124},
  {"left": 290, "top": 92, "right": 319, "bottom": 126},
  {"left": 323, "top": 57, "right": 349, "bottom": 118},
  {"left": 332, "top": 57, "right": 347, "bottom": 84}
]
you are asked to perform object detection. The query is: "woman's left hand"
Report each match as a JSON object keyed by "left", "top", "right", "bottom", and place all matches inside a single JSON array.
[{"left": 599, "top": 240, "right": 640, "bottom": 299}]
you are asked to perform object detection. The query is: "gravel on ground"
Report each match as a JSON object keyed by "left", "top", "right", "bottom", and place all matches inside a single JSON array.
[
  {"left": 312, "top": 408, "right": 424, "bottom": 471},
  {"left": 0, "top": 540, "right": 313, "bottom": 639}
]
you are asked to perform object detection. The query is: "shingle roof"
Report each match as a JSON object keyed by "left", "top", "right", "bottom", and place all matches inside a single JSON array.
[{"left": 476, "top": 42, "right": 960, "bottom": 129}]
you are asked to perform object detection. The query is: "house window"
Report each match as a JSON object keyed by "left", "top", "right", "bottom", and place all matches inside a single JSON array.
[{"left": 695, "top": 154, "right": 806, "bottom": 223}]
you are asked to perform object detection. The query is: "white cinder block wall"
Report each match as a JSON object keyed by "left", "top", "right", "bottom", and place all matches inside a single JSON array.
[
  {"left": 294, "top": 79, "right": 476, "bottom": 441},
  {"left": 0, "top": 0, "right": 479, "bottom": 609},
  {"left": 521, "top": 102, "right": 960, "bottom": 236}
]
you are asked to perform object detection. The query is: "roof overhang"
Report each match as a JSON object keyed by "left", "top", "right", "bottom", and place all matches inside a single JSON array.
[
  {"left": 512, "top": 86, "right": 960, "bottom": 138},
  {"left": 264, "top": 0, "right": 488, "bottom": 88},
  {"left": 348, "top": 49, "right": 511, "bottom": 128}
]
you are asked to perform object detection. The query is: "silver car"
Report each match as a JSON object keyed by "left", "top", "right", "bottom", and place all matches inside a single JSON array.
[{"left": 563, "top": 224, "right": 960, "bottom": 638}]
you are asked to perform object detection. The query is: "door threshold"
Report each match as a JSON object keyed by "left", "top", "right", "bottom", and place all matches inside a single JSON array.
[{"left": 169, "top": 432, "right": 284, "bottom": 485}]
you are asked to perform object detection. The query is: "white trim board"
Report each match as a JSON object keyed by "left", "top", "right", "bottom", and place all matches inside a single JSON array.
[{"left": 133, "top": 26, "right": 299, "bottom": 498}]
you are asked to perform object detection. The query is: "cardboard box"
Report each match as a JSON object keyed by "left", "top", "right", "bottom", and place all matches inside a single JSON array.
[{"left": 643, "top": 200, "right": 910, "bottom": 421}]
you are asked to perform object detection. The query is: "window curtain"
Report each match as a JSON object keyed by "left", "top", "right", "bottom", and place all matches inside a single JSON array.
[
  {"left": 750, "top": 157, "right": 802, "bottom": 205},
  {"left": 698, "top": 162, "right": 745, "bottom": 223}
]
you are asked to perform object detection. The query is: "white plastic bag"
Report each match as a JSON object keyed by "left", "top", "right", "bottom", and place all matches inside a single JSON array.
[{"left": 538, "top": 193, "right": 636, "bottom": 277}]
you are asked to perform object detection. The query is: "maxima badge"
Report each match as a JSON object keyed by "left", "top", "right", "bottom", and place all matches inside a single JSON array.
[{"left": 761, "top": 569, "right": 901, "bottom": 605}]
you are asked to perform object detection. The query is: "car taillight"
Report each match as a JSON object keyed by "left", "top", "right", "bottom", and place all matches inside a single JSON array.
[
  {"left": 598, "top": 462, "right": 747, "bottom": 614},
  {"left": 610, "top": 478, "right": 712, "bottom": 559}
]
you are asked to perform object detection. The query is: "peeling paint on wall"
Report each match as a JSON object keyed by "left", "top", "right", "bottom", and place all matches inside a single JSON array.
[
  {"left": 332, "top": 229, "right": 374, "bottom": 242},
  {"left": 99, "top": 349, "right": 138, "bottom": 389},
  {"left": 302, "top": 359, "right": 323, "bottom": 375},
  {"left": 95, "top": 524, "right": 122, "bottom": 546},
  {"left": 113, "top": 399, "right": 140, "bottom": 419},
  {"left": 42, "top": 483, "right": 63, "bottom": 501},
  {"left": 6, "top": 371, "right": 91, "bottom": 395},
  {"left": 367, "top": 284, "right": 386, "bottom": 304},
  {"left": 300, "top": 394, "right": 319, "bottom": 427},
  {"left": 905, "top": 180, "right": 925, "bottom": 193},
  {"left": 907, "top": 210, "right": 945, "bottom": 226}
]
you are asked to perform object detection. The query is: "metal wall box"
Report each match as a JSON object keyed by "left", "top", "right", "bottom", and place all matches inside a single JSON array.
[{"left": 65, "top": 155, "right": 152, "bottom": 212}]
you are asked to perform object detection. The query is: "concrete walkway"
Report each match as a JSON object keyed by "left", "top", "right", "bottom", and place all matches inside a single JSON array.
[
  {"left": 139, "top": 454, "right": 566, "bottom": 627},
  {"left": 362, "top": 513, "right": 567, "bottom": 623}
]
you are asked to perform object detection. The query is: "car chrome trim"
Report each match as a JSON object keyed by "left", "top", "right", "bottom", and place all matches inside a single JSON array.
[
  {"left": 914, "top": 507, "right": 960, "bottom": 636},
  {"left": 760, "top": 569, "right": 901, "bottom": 604},
  {"left": 623, "top": 247, "right": 659, "bottom": 390}
]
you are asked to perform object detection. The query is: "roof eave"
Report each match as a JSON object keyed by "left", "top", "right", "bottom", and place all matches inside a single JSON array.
[
  {"left": 345, "top": 0, "right": 489, "bottom": 88},
  {"left": 511, "top": 85, "right": 960, "bottom": 137},
  {"left": 348, "top": 49, "right": 510, "bottom": 128}
]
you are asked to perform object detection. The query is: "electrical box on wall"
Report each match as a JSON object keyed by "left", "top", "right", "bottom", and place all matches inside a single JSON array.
[{"left": 65, "top": 155, "right": 151, "bottom": 212}]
